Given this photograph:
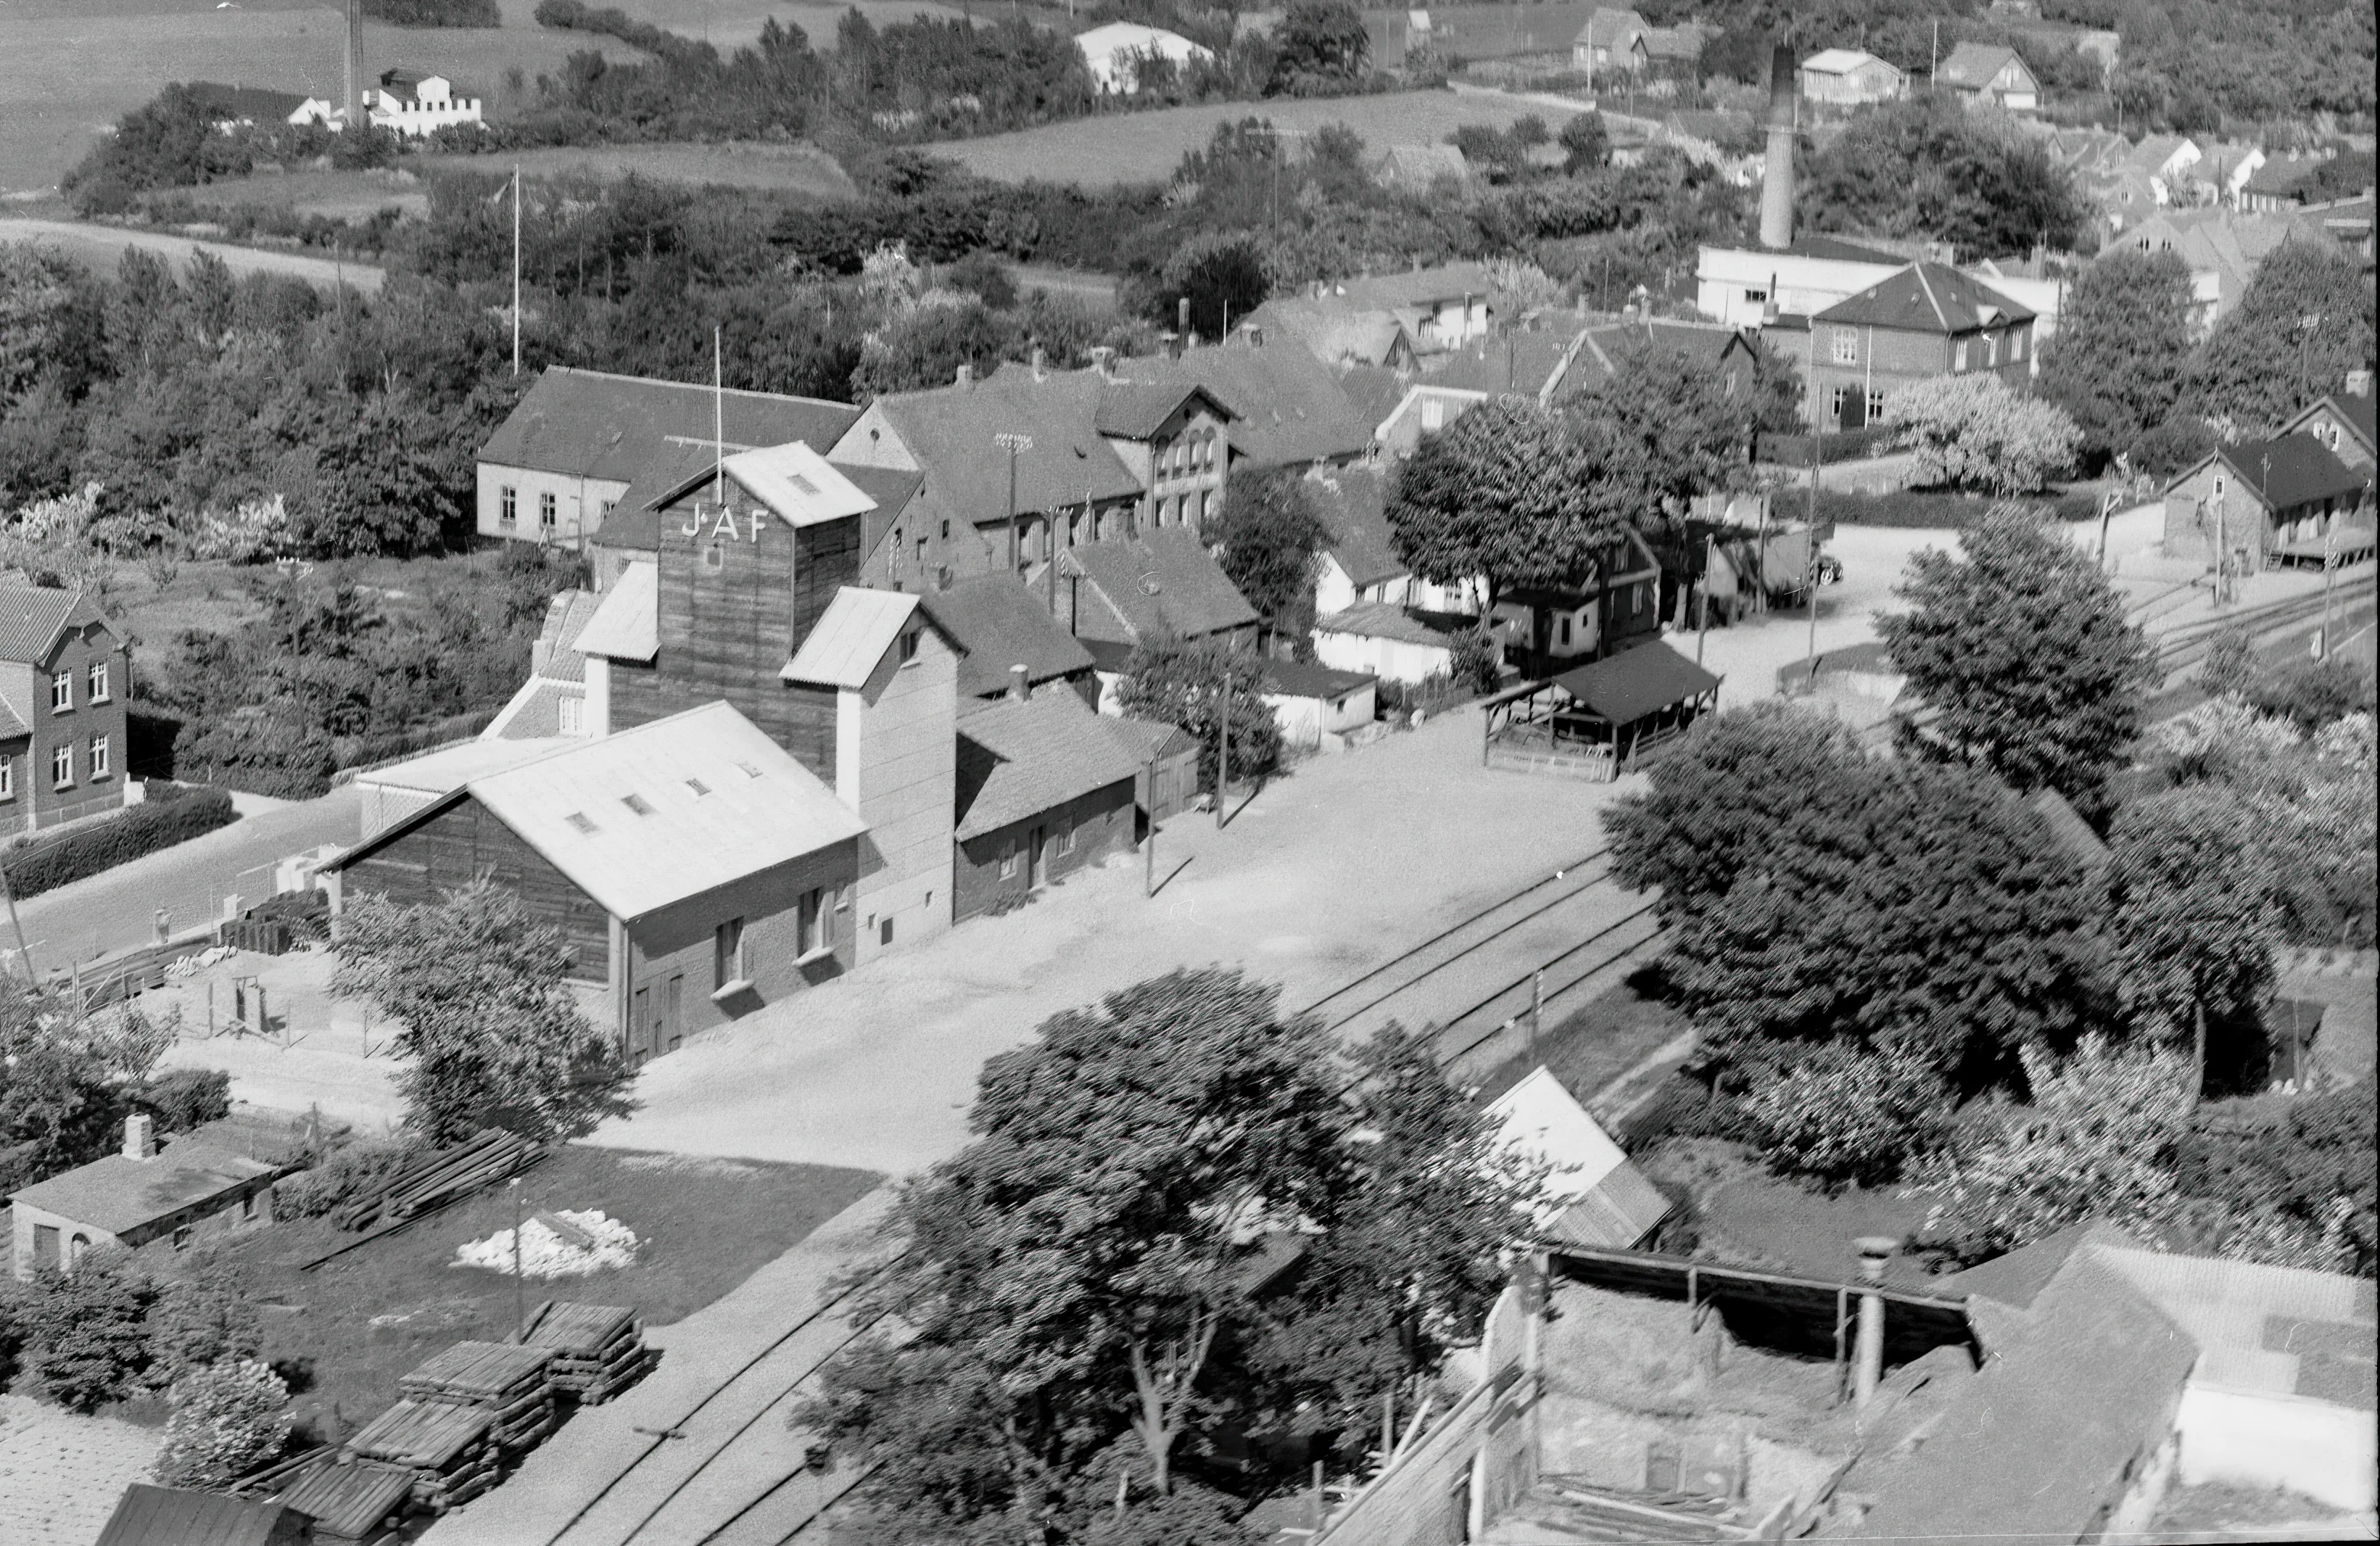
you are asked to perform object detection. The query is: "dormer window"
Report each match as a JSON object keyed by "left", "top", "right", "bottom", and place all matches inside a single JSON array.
[
  {"left": 566, "top": 811, "right": 598, "bottom": 834},
  {"left": 621, "top": 793, "right": 654, "bottom": 816}
]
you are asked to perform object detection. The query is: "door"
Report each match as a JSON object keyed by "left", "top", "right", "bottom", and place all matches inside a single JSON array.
[
  {"left": 33, "top": 1223, "right": 58, "bottom": 1270},
  {"left": 632, "top": 986, "right": 651, "bottom": 1063},
  {"left": 1029, "top": 826, "right": 1048, "bottom": 889},
  {"left": 664, "top": 974, "right": 684, "bottom": 1054}
]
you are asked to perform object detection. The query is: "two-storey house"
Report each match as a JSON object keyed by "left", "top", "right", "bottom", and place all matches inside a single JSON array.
[
  {"left": 0, "top": 584, "right": 130, "bottom": 835},
  {"left": 1767, "top": 263, "right": 2037, "bottom": 431}
]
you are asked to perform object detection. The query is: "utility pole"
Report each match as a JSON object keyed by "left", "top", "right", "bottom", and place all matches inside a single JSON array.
[
  {"left": 996, "top": 433, "right": 1031, "bottom": 575},
  {"left": 1696, "top": 530, "right": 1715, "bottom": 666},
  {"left": 511, "top": 165, "right": 522, "bottom": 376},
  {"left": 2212, "top": 485, "right": 2227, "bottom": 606},
  {"left": 1144, "top": 755, "right": 1157, "bottom": 896},
  {"left": 1216, "top": 669, "right": 1231, "bottom": 831}
]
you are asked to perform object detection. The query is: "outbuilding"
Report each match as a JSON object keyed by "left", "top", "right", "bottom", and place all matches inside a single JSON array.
[
  {"left": 953, "top": 689, "right": 1144, "bottom": 921},
  {"left": 324, "top": 701, "right": 870, "bottom": 1064},
  {"left": 11, "top": 1115, "right": 279, "bottom": 1279},
  {"left": 1260, "top": 659, "right": 1379, "bottom": 751},
  {"left": 94, "top": 1485, "right": 312, "bottom": 1546}
]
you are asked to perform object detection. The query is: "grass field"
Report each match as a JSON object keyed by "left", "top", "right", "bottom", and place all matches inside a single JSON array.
[
  {"left": 588, "top": 0, "right": 970, "bottom": 49},
  {"left": 183, "top": 1144, "right": 879, "bottom": 1443},
  {"left": 421, "top": 138, "right": 859, "bottom": 197},
  {"left": 933, "top": 86, "right": 1584, "bottom": 187},
  {"left": 0, "top": 3, "right": 643, "bottom": 196},
  {"left": 1471, "top": 962, "right": 1689, "bottom": 1109}
]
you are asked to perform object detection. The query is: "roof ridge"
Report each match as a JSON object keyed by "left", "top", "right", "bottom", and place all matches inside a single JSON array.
[
  {"left": 1912, "top": 263, "right": 1949, "bottom": 330},
  {"left": 545, "top": 364, "right": 850, "bottom": 410}
]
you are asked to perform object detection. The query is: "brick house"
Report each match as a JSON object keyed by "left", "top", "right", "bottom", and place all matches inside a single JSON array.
[
  {"left": 1767, "top": 263, "right": 2037, "bottom": 430},
  {"left": 952, "top": 687, "right": 1144, "bottom": 922},
  {"left": 11, "top": 1115, "right": 278, "bottom": 1279},
  {"left": 0, "top": 584, "right": 130, "bottom": 835},
  {"left": 1936, "top": 41, "right": 2041, "bottom": 111},
  {"left": 2162, "top": 432, "right": 2371, "bottom": 571}
]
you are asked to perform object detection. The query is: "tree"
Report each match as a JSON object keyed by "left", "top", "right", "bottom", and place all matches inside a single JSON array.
[
  {"left": 1212, "top": 468, "right": 1329, "bottom": 637},
  {"left": 1115, "top": 637, "right": 1283, "bottom": 792},
  {"left": 1876, "top": 508, "right": 2159, "bottom": 813},
  {"left": 331, "top": 877, "right": 637, "bottom": 1145},
  {"left": 1558, "top": 110, "right": 1610, "bottom": 173},
  {"left": 1566, "top": 337, "right": 1756, "bottom": 520},
  {"left": 2182, "top": 241, "right": 2377, "bottom": 428},
  {"left": 1270, "top": 0, "right": 1368, "bottom": 91},
  {"left": 803, "top": 971, "right": 1533, "bottom": 1537},
  {"left": 0, "top": 979, "right": 178, "bottom": 1193},
  {"left": 19, "top": 1251, "right": 158, "bottom": 1413},
  {"left": 1881, "top": 373, "right": 2082, "bottom": 495},
  {"left": 1920, "top": 1036, "right": 2196, "bottom": 1265},
  {"left": 1156, "top": 232, "right": 1269, "bottom": 344},
  {"left": 305, "top": 392, "right": 464, "bottom": 557},
  {"left": 1386, "top": 400, "right": 1642, "bottom": 607},
  {"left": 1735, "top": 1041, "right": 1950, "bottom": 1188},
  {"left": 851, "top": 299, "right": 1023, "bottom": 401},
  {"left": 2036, "top": 249, "right": 2196, "bottom": 464},
  {"left": 153, "top": 1360, "right": 293, "bottom": 1489},
  {"left": 147, "top": 1270, "right": 263, "bottom": 1389},
  {"left": 1800, "top": 96, "right": 2088, "bottom": 259}
]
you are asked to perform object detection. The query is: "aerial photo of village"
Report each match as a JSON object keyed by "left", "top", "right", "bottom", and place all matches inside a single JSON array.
[{"left": 0, "top": 0, "right": 2371, "bottom": 1541}]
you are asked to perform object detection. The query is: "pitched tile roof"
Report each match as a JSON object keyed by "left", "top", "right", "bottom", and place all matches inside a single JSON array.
[
  {"left": 1814, "top": 262, "right": 2036, "bottom": 333},
  {"left": 1334, "top": 363, "right": 1412, "bottom": 430},
  {"left": 10, "top": 1136, "right": 276, "bottom": 1235},
  {"left": 1936, "top": 40, "right": 2028, "bottom": 91},
  {"left": 574, "top": 560, "right": 658, "bottom": 662},
  {"left": 857, "top": 370, "right": 1144, "bottom": 526},
  {"left": 1323, "top": 260, "right": 1501, "bottom": 314},
  {"left": 1092, "top": 380, "right": 1233, "bottom": 440},
  {"left": 954, "top": 689, "right": 1144, "bottom": 840},
  {"left": 186, "top": 82, "right": 308, "bottom": 123},
  {"left": 1551, "top": 639, "right": 1722, "bottom": 724},
  {"left": 1425, "top": 326, "right": 1591, "bottom": 397},
  {"left": 532, "top": 589, "right": 605, "bottom": 685},
  {"left": 1243, "top": 299, "right": 1413, "bottom": 368},
  {"left": 598, "top": 441, "right": 718, "bottom": 553},
  {"left": 1260, "top": 658, "right": 1376, "bottom": 698},
  {"left": 1107, "top": 345, "right": 1373, "bottom": 469},
  {"left": 330, "top": 702, "right": 867, "bottom": 920},
  {"left": 1567, "top": 318, "right": 1747, "bottom": 392},
  {"left": 0, "top": 584, "right": 112, "bottom": 666},
  {"left": 919, "top": 572, "right": 1098, "bottom": 698},
  {"left": 1062, "top": 527, "right": 1259, "bottom": 645},
  {"left": 479, "top": 366, "right": 859, "bottom": 486},
  {"left": 782, "top": 587, "right": 919, "bottom": 690},
  {"left": 1575, "top": 7, "right": 1648, "bottom": 49},
  {"left": 1100, "top": 714, "right": 1198, "bottom": 763},
  {"left": 2199, "top": 432, "right": 2368, "bottom": 510},
  {"left": 1302, "top": 464, "right": 1408, "bottom": 590}
]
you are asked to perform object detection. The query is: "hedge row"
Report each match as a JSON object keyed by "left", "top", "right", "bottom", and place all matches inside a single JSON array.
[
  {"left": 4, "top": 788, "right": 239, "bottom": 898},
  {"left": 1813, "top": 488, "right": 2101, "bottom": 529},
  {"left": 1761, "top": 425, "right": 1899, "bottom": 466}
]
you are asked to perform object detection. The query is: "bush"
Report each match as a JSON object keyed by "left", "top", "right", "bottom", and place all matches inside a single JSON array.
[
  {"left": 1, "top": 788, "right": 237, "bottom": 898},
  {"left": 366, "top": 0, "right": 500, "bottom": 22},
  {"left": 1759, "top": 425, "right": 1898, "bottom": 466},
  {"left": 140, "top": 1069, "right": 231, "bottom": 1135},
  {"left": 154, "top": 1360, "right": 292, "bottom": 1489},
  {"left": 2246, "top": 655, "right": 2373, "bottom": 735},
  {"left": 272, "top": 1141, "right": 418, "bottom": 1224},
  {"left": 1735, "top": 1043, "right": 1951, "bottom": 1187},
  {"left": 1811, "top": 487, "right": 2098, "bottom": 529},
  {"left": 147, "top": 1273, "right": 262, "bottom": 1389},
  {"left": 18, "top": 1252, "right": 158, "bottom": 1413}
]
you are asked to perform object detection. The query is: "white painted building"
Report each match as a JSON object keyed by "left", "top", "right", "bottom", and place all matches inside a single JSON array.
[
  {"left": 368, "top": 71, "right": 482, "bottom": 137},
  {"left": 1075, "top": 22, "right": 1213, "bottom": 94}
]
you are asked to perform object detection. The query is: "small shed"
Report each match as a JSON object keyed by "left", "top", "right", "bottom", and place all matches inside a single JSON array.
[
  {"left": 1100, "top": 716, "right": 1202, "bottom": 824},
  {"left": 1261, "top": 658, "right": 1378, "bottom": 750},
  {"left": 1486, "top": 1067, "right": 1672, "bottom": 1249},
  {"left": 95, "top": 1485, "right": 312, "bottom": 1546},
  {"left": 1483, "top": 640, "right": 1722, "bottom": 780},
  {"left": 11, "top": 1115, "right": 279, "bottom": 1280}
]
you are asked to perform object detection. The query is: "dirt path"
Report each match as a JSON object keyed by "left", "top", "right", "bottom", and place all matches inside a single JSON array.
[{"left": 0, "top": 218, "right": 384, "bottom": 292}]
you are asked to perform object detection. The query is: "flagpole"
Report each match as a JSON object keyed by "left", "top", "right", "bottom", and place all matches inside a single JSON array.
[
  {"left": 511, "top": 165, "right": 521, "bottom": 376},
  {"left": 713, "top": 327, "right": 724, "bottom": 508}
]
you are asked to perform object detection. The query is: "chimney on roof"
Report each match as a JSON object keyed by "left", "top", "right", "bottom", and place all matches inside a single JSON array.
[
  {"left": 1009, "top": 664, "right": 1030, "bottom": 701},
  {"left": 1090, "top": 345, "right": 1115, "bottom": 379},
  {"left": 1759, "top": 43, "right": 1796, "bottom": 250},
  {"left": 1853, "top": 1236, "right": 1894, "bottom": 1408},
  {"left": 1030, "top": 345, "right": 1046, "bottom": 382},
  {"left": 125, "top": 1112, "right": 157, "bottom": 1162},
  {"left": 2347, "top": 368, "right": 2373, "bottom": 397},
  {"left": 954, "top": 363, "right": 972, "bottom": 388},
  {"left": 1178, "top": 297, "right": 1193, "bottom": 346}
]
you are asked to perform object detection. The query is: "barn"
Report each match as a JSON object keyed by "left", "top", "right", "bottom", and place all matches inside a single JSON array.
[{"left": 323, "top": 701, "right": 868, "bottom": 1064}]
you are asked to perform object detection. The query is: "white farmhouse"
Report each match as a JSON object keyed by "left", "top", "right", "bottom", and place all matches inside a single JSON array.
[{"left": 1075, "top": 22, "right": 1213, "bottom": 94}]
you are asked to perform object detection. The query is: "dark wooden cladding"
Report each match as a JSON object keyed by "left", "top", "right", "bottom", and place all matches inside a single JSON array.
[
  {"left": 345, "top": 797, "right": 611, "bottom": 980},
  {"left": 627, "top": 487, "right": 853, "bottom": 782}
]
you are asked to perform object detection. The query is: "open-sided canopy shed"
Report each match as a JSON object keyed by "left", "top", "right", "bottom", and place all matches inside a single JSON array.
[{"left": 1484, "top": 640, "right": 1722, "bottom": 779}]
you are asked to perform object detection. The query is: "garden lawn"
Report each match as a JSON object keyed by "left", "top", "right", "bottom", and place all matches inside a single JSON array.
[
  {"left": 1471, "top": 964, "right": 1689, "bottom": 1109},
  {"left": 183, "top": 1145, "right": 878, "bottom": 1445},
  {"left": 1637, "top": 1138, "right": 1942, "bottom": 1288}
]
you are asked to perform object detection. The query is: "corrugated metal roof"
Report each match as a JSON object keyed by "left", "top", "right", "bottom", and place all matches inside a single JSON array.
[
  {"left": 719, "top": 442, "right": 877, "bottom": 529},
  {"left": 0, "top": 583, "right": 112, "bottom": 666},
  {"left": 9, "top": 1136, "right": 276, "bottom": 1235},
  {"left": 954, "top": 690, "right": 1144, "bottom": 840},
  {"left": 456, "top": 702, "right": 867, "bottom": 920},
  {"left": 95, "top": 1484, "right": 302, "bottom": 1546},
  {"left": 574, "top": 561, "right": 658, "bottom": 662},
  {"left": 781, "top": 587, "right": 919, "bottom": 690}
]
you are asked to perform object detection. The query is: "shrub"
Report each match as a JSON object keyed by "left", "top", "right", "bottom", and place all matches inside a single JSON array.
[
  {"left": 1883, "top": 374, "right": 2083, "bottom": 495},
  {"left": 154, "top": 1360, "right": 292, "bottom": 1489},
  {"left": 147, "top": 1273, "right": 262, "bottom": 1388},
  {"left": 273, "top": 1140, "right": 418, "bottom": 1223},
  {"left": 141, "top": 1069, "right": 231, "bottom": 1135},
  {"left": 1735, "top": 1042, "right": 1951, "bottom": 1187},
  {"left": 2, "top": 788, "right": 237, "bottom": 898},
  {"left": 18, "top": 1252, "right": 159, "bottom": 1413},
  {"left": 1811, "top": 487, "right": 2097, "bottom": 529},
  {"left": 2246, "top": 655, "right": 2373, "bottom": 735},
  {"left": 1447, "top": 626, "right": 1503, "bottom": 695},
  {"left": 366, "top": 0, "right": 500, "bottom": 22}
]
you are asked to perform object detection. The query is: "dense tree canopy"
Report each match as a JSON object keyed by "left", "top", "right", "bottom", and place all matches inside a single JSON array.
[
  {"left": 1876, "top": 510, "right": 2159, "bottom": 814},
  {"left": 2181, "top": 241, "right": 2379, "bottom": 429},
  {"left": 1801, "top": 96, "right": 2088, "bottom": 260},
  {"left": 1212, "top": 468, "right": 1331, "bottom": 638},
  {"left": 1116, "top": 637, "right": 1284, "bottom": 791},
  {"left": 2036, "top": 248, "right": 2197, "bottom": 466}
]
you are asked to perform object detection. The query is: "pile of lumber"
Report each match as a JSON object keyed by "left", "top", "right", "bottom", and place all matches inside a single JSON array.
[
  {"left": 343, "top": 1398, "right": 499, "bottom": 1514},
  {"left": 278, "top": 1456, "right": 418, "bottom": 1543},
  {"left": 336, "top": 1128, "right": 541, "bottom": 1233},
  {"left": 521, "top": 1301, "right": 661, "bottom": 1405},
  {"left": 400, "top": 1341, "right": 560, "bottom": 1458}
]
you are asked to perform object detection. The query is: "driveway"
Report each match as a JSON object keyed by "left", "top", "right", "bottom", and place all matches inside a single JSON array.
[{"left": 15, "top": 785, "right": 359, "bottom": 972}]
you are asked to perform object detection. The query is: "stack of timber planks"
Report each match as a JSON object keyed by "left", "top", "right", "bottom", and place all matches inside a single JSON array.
[
  {"left": 336, "top": 1128, "right": 542, "bottom": 1233},
  {"left": 521, "top": 1300, "right": 661, "bottom": 1405},
  {"left": 278, "top": 1456, "right": 418, "bottom": 1543},
  {"left": 342, "top": 1398, "right": 500, "bottom": 1513},
  {"left": 400, "top": 1340, "right": 561, "bottom": 1459}
]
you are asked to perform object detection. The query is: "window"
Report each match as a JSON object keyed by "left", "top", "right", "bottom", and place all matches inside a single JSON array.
[
  {"left": 914, "top": 537, "right": 927, "bottom": 566},
  {"left": 798, "top": 887, "right": 828, "bottom": 957},
  {"left": 173, "top": 1226, "right": 193, "bottom": 1251},
  {"left": 601, "top": 499, "right": 617, "bottom": 516},
  {"left": 715, "top": 916, "right": 747, "bottom": 990},
  {"left": 2212, "top": 476, "right": 2225, "bottom": 497},
  {"left": 835, "top": 884, "right": 853, "bottom": 912},
  {"left": 735, "top": 760, "right": 763, "bottom": 780},
  {"left": 703, "top": 544, "right": 723, "bottom": 571},
  {"left": 1985, "top": 333, "right": 1999, "bottom": 367},
  {"left": 89, "top": 735, "right": 108, "bottom": 780},
  {"left": 1744, "top": 287, "right": 1767, "bottom": 303},
  {"left": 1056, "top": 818, "right": 1074, "bottom": 856},
  {"left": 685, "top": 777, "right": 711, "bottom": 797},
  {"left": 2012, "top": 330, "right": 2025, "bottom": 361},
  {"left": 565, "top": 811, "right": 598, "bottom": 834},
  {"left": 500, "top": 486, "right": 518, "bottom": 524},
  {"left": 940, "top": 519, "right": 950, "bottom": 540},
  {"left": 1830, "top": 386, "right": 1851, "bottom": 421},
  {"left": 0, "top": 756, "right": 14, "bottom": 801},
  {"left": 1831, "top": 329, "right": 1858, "bottom": 365},
  {"left": 559, "top": 696, "right": 584, "bottom": 735},
  {"left": 898, "top": 628, "right": 920, "bottom": 665},
  {"left": 88, "top": 663, "right": 109, "bottom": 703},
  {"left": 51, "top": 743, "right": 72, "bottom": 789},
  {"left": 241, "top": 1191, "right": 257, "bottom": 1221},
  {"left": 1867, "top": 389, "right": 1887, "bottom": 422},
  {"left": 1954, "top": 340, "right": 1969, "bottom": 371},
  {"left": 50, "top": 671, "right": 70, "bottom": 712},
  {"left": 1001, "top": 844, "right": 1021, "bottom": 879},
  {"left": 621, "top": 793, "right": 653, "bottom": 816},
  {"left": 538, "top": 492, "right": 557, "bottom": 530},
  {"left": 1557, "top": 616, "right": 1573, "bottom": 646}
]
